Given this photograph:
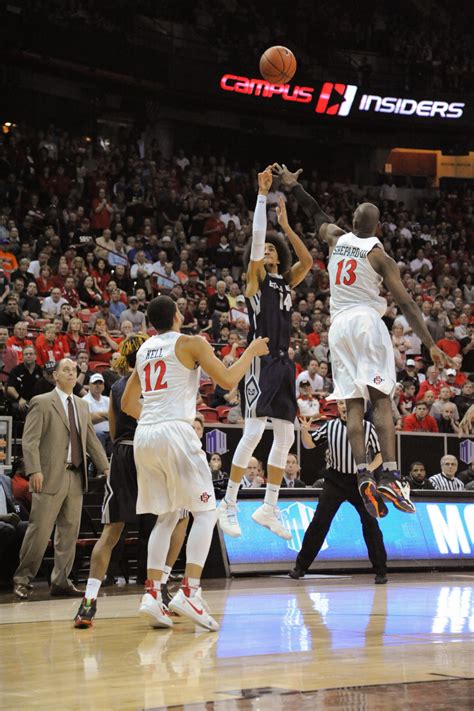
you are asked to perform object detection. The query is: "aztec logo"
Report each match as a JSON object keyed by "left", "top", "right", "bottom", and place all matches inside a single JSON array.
[{"left": 315, "top": 82, "right": 358, "bottom": 116}]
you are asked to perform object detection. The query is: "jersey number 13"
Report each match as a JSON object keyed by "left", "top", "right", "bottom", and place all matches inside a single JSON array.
[{"left": 335, "top": 258, "right": 357, "bottom": 286}]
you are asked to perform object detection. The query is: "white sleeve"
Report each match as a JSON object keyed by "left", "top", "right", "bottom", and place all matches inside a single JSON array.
[{"left": 250, "top": 195, "right": 267, "bottom": 261}]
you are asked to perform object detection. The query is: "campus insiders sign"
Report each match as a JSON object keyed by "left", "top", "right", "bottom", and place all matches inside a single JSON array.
[{"left": 219, "top": 75, "right": 465, "bottom": 121}]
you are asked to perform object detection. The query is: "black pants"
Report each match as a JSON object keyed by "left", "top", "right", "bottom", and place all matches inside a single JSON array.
[{"left": 296, "top": 473, "right": 387, "bottom": 575}]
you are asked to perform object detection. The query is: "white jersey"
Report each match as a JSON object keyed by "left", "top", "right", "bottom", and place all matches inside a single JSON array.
[
  {"left": 328, "top": 232, "right": 387, "bottom": 319},
  {"left": 136, "top": 331, "right": 199, "bottom": 425}
]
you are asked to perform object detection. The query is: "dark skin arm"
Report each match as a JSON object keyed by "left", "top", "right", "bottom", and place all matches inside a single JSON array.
[{"left": 369, "top": 248, "right": 451, "bottom": 367}]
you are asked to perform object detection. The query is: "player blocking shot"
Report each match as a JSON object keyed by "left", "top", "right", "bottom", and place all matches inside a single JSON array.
[
  {"left": 273, "top": 164, "right": 450, "bottom": 517},
  {"left": 122, "top": 296, "right": 268, "bottom": 631},
  {"left": 218, "top": 167, "right": 313, "bottom": 539}
]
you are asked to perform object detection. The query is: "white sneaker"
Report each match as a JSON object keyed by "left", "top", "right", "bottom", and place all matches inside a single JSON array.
[
  {"left": 217, "top": 499, "right": 241, "bottom": 537},
  {"left": 252, "top": 503, "right": 292, "bottom": 540},
  {"left": 139, "top": 592, "right": 173, "bottom": 629},
  {"left": 169, "top": 588, "right": 219, "bottom": 632}
]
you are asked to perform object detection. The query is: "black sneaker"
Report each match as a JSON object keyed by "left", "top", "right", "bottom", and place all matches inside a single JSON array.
[
  {"left": 357, "top": 470, "right": 388, "bottom": 519},
  {"left": 74, "top": 597, "right": 97, "bottom": 629},
  {"left": 288, "top": 564, "right": 306, "bottom": 580},
  {"left": 378, "top": 471, "right": 416, "bottom": 514},
  {"left": 374, "top": 574, "right": 388, "bottom": 585}
]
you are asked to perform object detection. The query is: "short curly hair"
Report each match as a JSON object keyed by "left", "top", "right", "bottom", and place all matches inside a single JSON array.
[{"left": 243, "top": 233, "right": 292, "bottom": 276}]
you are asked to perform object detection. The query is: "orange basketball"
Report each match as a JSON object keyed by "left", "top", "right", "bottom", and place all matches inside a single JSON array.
[{"left": 259, "top": 46, "right": 297, "bottom": 84}]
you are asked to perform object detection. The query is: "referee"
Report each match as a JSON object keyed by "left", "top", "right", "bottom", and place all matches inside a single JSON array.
[{"left": 289, "top": 401, "right": 388, "bottom": 584}]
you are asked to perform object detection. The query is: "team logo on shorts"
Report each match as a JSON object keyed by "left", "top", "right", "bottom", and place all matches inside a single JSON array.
[
  {"left": 200, "top": 492, "right": 211, "bottom": 503},
  {"left": 245, "top": 375, "right": 261, "bottom": 408},
  {"left": 373, "top": 375, "right": 384, "bottom": 385}
]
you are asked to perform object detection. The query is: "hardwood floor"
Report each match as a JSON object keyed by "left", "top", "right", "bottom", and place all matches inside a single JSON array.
[{"left": 1, "top": 573, "right": 473, "bottom": 710}]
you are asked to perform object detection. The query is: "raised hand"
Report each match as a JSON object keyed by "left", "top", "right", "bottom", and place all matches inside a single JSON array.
[
  {"left": 429, "top": 345, "right": 454, "bottom": 369},
  {"left": 271, "top": 163, "right": 303, "bottom": 187},
  {"left": 252, "top": 337, "right": 270, "bottom": 357},
  {"left": 258, "top": 168, "right": 273, "bottom": 196},
  {"left": 276, "top": 196, "right": 289, "bottom": 230}
]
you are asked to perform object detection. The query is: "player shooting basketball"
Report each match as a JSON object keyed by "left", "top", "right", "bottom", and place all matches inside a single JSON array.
[
  {"left": 218, "top": 167, "right": 313, "bottom": 540},
  {"left": 271, "top": 163, "right": 452, "bottom": 518}
]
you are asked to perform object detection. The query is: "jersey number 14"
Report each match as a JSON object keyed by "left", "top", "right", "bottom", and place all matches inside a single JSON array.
[
  {"left": 335, "top": 258, "right": 357, "bottom": 286},
  {"left": 143, "top": 360, "right": 168, "bottom": 392},
  {"left": 279, "top": 292, "right": 292, "bottom": 311}
]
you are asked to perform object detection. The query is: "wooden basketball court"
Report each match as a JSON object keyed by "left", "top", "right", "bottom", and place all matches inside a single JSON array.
[{"left": 1, "top": 572, "right": 474, "bottom": 710}]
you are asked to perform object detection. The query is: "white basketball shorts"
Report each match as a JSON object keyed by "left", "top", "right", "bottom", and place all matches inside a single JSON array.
[
  {"left": 328, "top": 307, "right": 396, "bottom": 400},
  {"left": 134, "top": 420, "right": 216, "bottom": 516}
]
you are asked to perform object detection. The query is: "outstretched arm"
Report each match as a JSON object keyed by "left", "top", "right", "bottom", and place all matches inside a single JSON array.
[
  {"left": 245, "top": 168, "right": 273, "bottom": 298},
  {"left": 276, "top": 197, "right": 313, "bottom": 288},
  {"left": 369, "top": 248, "right": 451, "bottom": 367},
  {"left": 272, "top": 163, "right": 333, "bottom": 230}
]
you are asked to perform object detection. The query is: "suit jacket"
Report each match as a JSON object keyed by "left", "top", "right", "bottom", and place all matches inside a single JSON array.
[
  {"left": 22, "top": 390, "right": 109, "bottom": 494},
  {"left": 281, "top": 477, "right": 306, "bottom": 488}
]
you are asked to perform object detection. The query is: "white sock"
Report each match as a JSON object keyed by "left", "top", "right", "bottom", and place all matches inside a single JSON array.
[
  {"left": 161, "top": 565, "right": 172, "bottom": 585},
  {"left": 264, "top": 483, "right": 280, "bottom": 507},
  {"left": 224, "top": 479, "right": 240, "bottom": 505},
  {"left": 383, "top": 461, "right": 398, "bottom": 471},
  {"left": 357, "top": 463, "right": 369, "bottom": 473},
  {"left": 85, "top": 577, "right": 101, "bottom": 600},
  {"left": 184, "top": 577, "right": 200, "bottom": 595}
]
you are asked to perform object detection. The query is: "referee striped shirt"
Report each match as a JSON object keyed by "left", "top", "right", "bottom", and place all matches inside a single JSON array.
[
  {"left": 310, "top": 418, "right": 380, "bottom": 474},
  {"left": 428, "top": 473, "right": 465, "bottom": 491}
]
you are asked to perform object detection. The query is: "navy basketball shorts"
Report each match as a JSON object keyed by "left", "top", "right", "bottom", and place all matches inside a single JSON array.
[{"left": 241, "top": 354, "right": 297, "bottom": 423}]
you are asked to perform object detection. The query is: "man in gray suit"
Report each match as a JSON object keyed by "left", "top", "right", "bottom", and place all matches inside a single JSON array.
[{"left": 13, "top": 358, "right": 109, "bottom": 599}]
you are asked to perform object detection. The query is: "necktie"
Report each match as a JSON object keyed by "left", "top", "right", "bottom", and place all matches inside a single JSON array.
[
  {"left": 289, "top": 480, "right": 294, "bottom": 488},
  {"left": 67, "top": 396, "right": 82, "bottom": 468}
]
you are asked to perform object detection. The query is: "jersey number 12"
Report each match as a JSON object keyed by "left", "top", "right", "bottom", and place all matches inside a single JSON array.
[
  {"left": 335, "top": 258, "right": 357, "bottom": 286},
  {"left": 143, "top": 360, "right": 168, "bottom": 392}
]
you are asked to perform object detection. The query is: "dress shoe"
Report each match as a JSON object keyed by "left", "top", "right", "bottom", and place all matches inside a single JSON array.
[
  {"left": 374, "top": 574, "right": 388, "bottom": 585},
  {"left": 50, "top": 583, "right": 84, "bottom": 598},
  {"left": 288, "top": 564, "right": 306, "bottom": 580},
  {"left": 13, "top": 583, "right": 29, "bottom": 600}
]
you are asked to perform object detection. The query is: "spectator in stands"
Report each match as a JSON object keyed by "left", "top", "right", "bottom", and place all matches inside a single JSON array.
[
  {"left": 454, "top": 381, "right": 474, "bottom": 420},
  {"left": 89, "top": 301, "right": 119, "bottom": 333},
  {"left": 457, "top": 461, "right": 474, "bottom": 488},
  {"left": 406, "top": 461, "right": 434, "bottom": 490},
  {"left": 397, "top": 358, "right": 422, "bottom": 394},
  {"left": 434, "top": 403, "right": 461, "bottom": 434},
  {"left": 436, "top": 325, "right": 461, "bottom": 359},
  {"left": 91, "top": 188, "right": 113, "bottom": 233},
  {"left": 429, "top": 455, "right": 465, "bottom": 491},
  {"left": 75, "top": 349, "right": 92, "bottom": 390},
  {"left": 192, "top": 414, "right": 204, "bottom": 440},
  {"left": 119, "top": 295, "right": 146, "bottom": 333},
  {"left": 209, "top": 453, "right": 228, "bottom": 491},
  {"left": 297, "top": 380, "right": 320, "bottom": 418},
  {"left": 208, "top": 280, "right": 230, "bottom": 314},
  {"left": 312, "top": 330, "right": 330, "bottom": 364},
  {"left": 6, "top": 322, "right": 33, "bottom": 363},
  {"left": 241, "top": 457, "right": 265, "bottom": 488},
  {"left": 431, "top": 386, "right": 460, "bottom": 419},
  {"left": 88, "top": 319, "right": 119, "bottom": 363},
  {"left": 35, "top": 323, "right": 66, "bottom": 368},
  {"left": 83, "top": 373, "right": 110, "bottom": 453},
  {"left": 11, "top": 458, "right": 31, "bottom": 513},
  {"left": 0, "top": 293, "right": 23, "bottom": 327},
  {"left": 282, "top": 453, "right": 306, "bottom": 488},
  {"left": 459, "top": 324, "right": 474, "bottom": 373},
  {"left": 19, "top": 281, "right": 42, "bottom": 319},
  {"left": 61, "top": 275, "right": 81, "bottom": 309},
  {"left": 296, "top": 359, "right": 324, "bottom": 394},
  {"left": 41, "top": 286, "right": 68, "bottom": 319},
  {"left": 66, "top": 318, "right": 89, "bottom": 358},
  {"left": 6, "top": 346, "right": 42, "bottom": 418},
  {"left": 0, "top": 470, "right": 28, "bottom": 587},
  {"left": 78, "top": 275, "right": 102, "bottom": 307},
  {"left": 417, "top": 365, "right": 445, "bottom": 401},
  {"left": 317, "top": 361, "right": 333, "bottom": 395},
  {"left": 402, "top": 401, "right": 439, "bottom": 432}
]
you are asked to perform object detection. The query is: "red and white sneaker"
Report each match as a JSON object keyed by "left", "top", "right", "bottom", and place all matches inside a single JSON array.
[
  {"left": 169, "top": 583, "right": 219, "bottom": 632},
  {"left": 139, "top": 582, "right": 173, "bottom": 629}
]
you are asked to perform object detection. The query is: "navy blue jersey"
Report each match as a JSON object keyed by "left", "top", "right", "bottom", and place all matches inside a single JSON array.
[
  {"left": 246, "top": 272, "right": 292, "bottom": 356},
  {"left": 111, "top": 375, "right": 137, "bottom": 442}
]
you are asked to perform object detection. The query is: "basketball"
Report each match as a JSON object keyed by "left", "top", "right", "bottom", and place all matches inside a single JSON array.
[{"left": 259, "top": 45, "right": 297, "bottom": 84}]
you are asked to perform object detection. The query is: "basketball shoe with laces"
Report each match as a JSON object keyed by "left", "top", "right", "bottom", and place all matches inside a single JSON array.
[
  {"left": 357, "top": 469, "right": 388, "bottom": 519},
  {"left": 74, "top": 597, "right": 97, "bottom": 629},
  {"left": 252, "top": 503, "right": 292, "bottom": 540},
  {"left": 139, "top": 581, "right": 174, "bottom": 629},
  {"left": 217, "top": 499, "right": 241, "bottom": 537},
  {"left": 378, "top": 470, "right": 416, "bottom": 513},
  {"left": 168, "top": 580, "right": 219, "bottom": 631}
]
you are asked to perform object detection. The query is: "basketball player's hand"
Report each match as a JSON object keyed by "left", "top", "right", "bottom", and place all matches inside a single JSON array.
[
  {"left": 258, "top": 168, "right": 273, "bottom": 196},
  {"left": 30, "top": 472, "right": 44, "bottom": 493},
  {"left": 271, "top": 163, "right": 303, "bottom": 187},
  {"left": 276, "top": 196, "right": 289, "bottom": 230},
  {"left": 429, "top": 345, "right": 454, "bottom": 369},
  {"left": 251, "top": 337, "right": 270, "bottom": 357}
]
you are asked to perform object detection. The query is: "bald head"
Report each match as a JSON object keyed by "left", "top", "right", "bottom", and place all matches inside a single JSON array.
[{"left": 353, "top": 203, "right": 380, "bottom": 236}]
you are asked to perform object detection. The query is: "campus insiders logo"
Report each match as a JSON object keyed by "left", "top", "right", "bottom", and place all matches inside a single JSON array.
[{"left": 315, "top": 82, "right": 358, "bottom": 116}]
